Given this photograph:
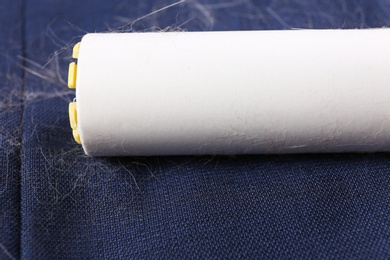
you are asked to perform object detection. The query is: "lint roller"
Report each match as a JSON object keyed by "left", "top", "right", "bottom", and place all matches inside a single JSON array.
[{"left": 68, "top": 29, "right": 390, "bottom": 156}]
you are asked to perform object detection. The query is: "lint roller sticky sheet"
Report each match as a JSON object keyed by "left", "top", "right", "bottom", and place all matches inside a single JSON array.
[{"left": 68, "top": 29, "right": 390, "bottom": 156}]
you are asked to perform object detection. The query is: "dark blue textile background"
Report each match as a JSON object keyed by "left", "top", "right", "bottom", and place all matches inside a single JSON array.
[{"left": 1, "top": 0, "right": 390, "bottom": 259}]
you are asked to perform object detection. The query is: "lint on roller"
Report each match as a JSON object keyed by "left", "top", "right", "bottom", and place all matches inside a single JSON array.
[{"left": 67, "top": 29, "right": 390, "bottom": 156}]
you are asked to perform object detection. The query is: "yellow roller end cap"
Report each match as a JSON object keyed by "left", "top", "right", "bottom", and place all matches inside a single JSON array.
[
  {"left": 72, "top": 129, "right": 81, "bottom": 144},
  {"left": 69, "top": 102, "right": 78, "bottom": 129},
  {"left": 68, "top": 62, "right": 77, "bottom": 89},
  {"left": 72, "top": 42, "right": 80, "bottom": 59}
]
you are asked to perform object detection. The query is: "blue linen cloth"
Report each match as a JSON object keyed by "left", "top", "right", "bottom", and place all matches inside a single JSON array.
[{"left": 1, "top": 0, "right": 390, "bottom": 258}]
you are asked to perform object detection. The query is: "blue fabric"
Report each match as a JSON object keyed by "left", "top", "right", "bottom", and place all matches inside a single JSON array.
[
  {"left": 0, "top": 1, "right": 23, "bottom": 259},
  {"left": 1, "top": 0, "right": 390, "bottom": 258}
]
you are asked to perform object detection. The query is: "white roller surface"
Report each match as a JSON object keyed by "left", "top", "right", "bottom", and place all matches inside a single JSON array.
[{"left": 75, "top": 29, "right": 390, "bottom": 156}]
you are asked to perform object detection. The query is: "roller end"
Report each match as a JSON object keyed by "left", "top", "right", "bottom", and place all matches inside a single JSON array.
[
  {"left": 72, "top": 129, "right": 81, "bottom": 144},
  {"left": 68, "top": 42, "right": 82, "bottom": 145},
  {"left": 68, "top": 62, "right": 77, "bottom": 89},
  {"left": 68, "top": 102, "right": 81, "bottom": 144},
  {"left": 72, "top": 42, "right": 80, "bottom": 59}
]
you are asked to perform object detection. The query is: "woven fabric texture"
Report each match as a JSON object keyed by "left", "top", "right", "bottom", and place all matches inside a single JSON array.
[{"left": 1, "top": 0, "right": 390, "bottom": 259}]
